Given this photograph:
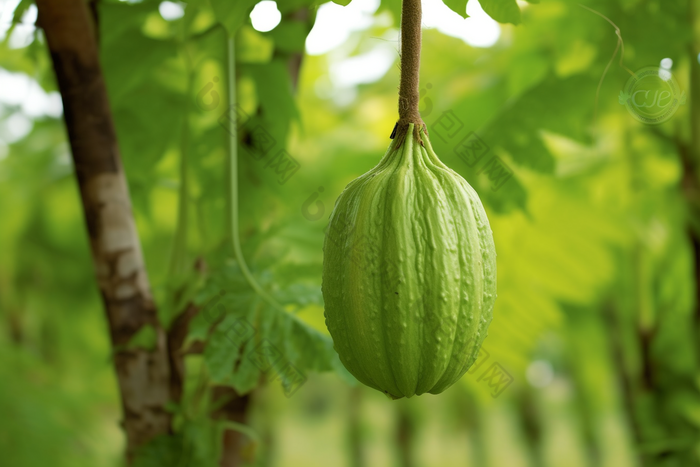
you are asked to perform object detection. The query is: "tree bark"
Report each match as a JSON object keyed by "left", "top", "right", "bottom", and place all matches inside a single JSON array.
[
  {"left": 212, "top": 386, "right": 253, "bottom": 467},
  {"left": 396, "top": 401, "right": 416, "bottom": 467},
  {"left": 35, "top": 0, "right": 173, "bottom": 461},
  {"left": 281, "top": 7, "right": 315, "bottom": 92}
]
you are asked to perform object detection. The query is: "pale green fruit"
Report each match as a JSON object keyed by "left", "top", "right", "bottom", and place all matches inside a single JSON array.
[{"left": 322, "top": 124, "right": 497, "bottom": 399}]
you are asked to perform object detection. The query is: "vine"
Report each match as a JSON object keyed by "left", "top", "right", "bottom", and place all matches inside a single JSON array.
[{"left": 224, "top": 35, "right": 296, "bottom": 317}]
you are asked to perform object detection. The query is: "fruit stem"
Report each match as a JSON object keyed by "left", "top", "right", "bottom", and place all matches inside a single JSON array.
[{"left": 395, "top": 0, "right": 426, "bottom": 147}]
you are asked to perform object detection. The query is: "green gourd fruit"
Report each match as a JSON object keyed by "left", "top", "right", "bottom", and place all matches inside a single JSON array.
[{"left": 322, "top": 124, "right": 497, "bottom": 399}]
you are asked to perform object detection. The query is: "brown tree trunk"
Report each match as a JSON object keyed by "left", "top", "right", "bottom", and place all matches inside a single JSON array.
[
  {"left": 35, "top": 0, "right": 173, "bottom": 461},
  {"left": 282, "top": 7, "right": 315, "bottom": 92},
  {"left": 212, "top": 387, "right": 253, "bottom": 467},
  {"left": 396, "top": 401, "right": 416, "bottom": 467}
]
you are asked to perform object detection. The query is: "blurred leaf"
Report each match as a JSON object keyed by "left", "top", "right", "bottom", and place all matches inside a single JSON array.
[
  {"left": 275, "top": 282, "right": 323, "bottom": 308},
  {"left": 265, "top": 21, "right": 308, "bottom": 53},
  {"left": 442, "top": 0, "right": 468, "bottom": 19},
  {"left": 237, "top": 25, "right": 274, "bottom": 63},
  {"left": 210, "top": 0, "right": 258, "bottom": 36},
  {"left": 132, "top": 434, "right": 189, "bottom": 467},
  {"left": 378, "top": 0, "right": 402, "bottom": 22},
  {"left": 481, "top": 75, "right": 596, "bottom": 174},
  {"left": 101, "top": 34, "right": 177, "bottom": 102},
  {"left": 1, "top": 0, "right": 34, "bottom": 46},
  {"left": 195, "top": 257, "right": 355, "bottom": 393},
  {"left": 476, "top": 0, "right": 521, "bottom": 24}
]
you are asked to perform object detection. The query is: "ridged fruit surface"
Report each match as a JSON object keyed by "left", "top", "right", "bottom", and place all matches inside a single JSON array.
[{"left": 322, "top": 124, "right": 497, "bottom": 399}]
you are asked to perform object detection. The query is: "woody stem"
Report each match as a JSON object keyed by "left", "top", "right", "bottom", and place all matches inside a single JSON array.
[{"left": 394, "top": 0, "right": 425, "bottom": 145}]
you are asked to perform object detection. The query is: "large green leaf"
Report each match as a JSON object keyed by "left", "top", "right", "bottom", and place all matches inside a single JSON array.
[
  {"left": 480, "top": 74, "right": 596, "bottom": 175},
  {"left": 209, "top": 0, "right": 258, "bottom": 36},
  {"left": 195, "top": 260, "right": 352, "bottom": 396},
  {"left": 443, "top": 0, "right": 469, "bottom": 19},
  {"left": 1, "top": 0, "right": 34, "bottom": 46},
  {"left": 378, "top": 0, "right": 402, "bottom": 22},
  {"left": 132, "top": 434, "right": 191, "bottom": 467},
  {"left": 474, "top": 0, "right": 521, "bottom": 24},
  {"left": 265, "top": 21, "right": 308, "bottom": 53}
]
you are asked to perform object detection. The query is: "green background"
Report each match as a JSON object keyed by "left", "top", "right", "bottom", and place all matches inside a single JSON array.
[{"left": 0, "top": 0, "right": 699, "bottom": 465}]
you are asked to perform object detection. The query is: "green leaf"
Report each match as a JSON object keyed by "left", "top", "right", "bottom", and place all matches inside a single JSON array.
[
  {"left": 131, "top": 422, "right": 221, "bottom": 467},
  {"left": 100, "top": 3, "right": 180, "bottom": 102},
  {"left": 102, "top": 36, "right": 177, "bottom": 102},
  {"left": 331, "top": 0, "right": 353, "bottom": 5},
  {"left": 11, "top": 0, "right": 33, "bottom": 22},
  {"left": 275, "top": 282, "right": 323, "bottom": 308},
  {"left": 442, "top": 0, "right": 468, "bottom": 19},
  {"left": 202, "top": 293, "right": 257, "bottom": 385},
  {"left": 480, "top": 75, "right": 596, "bottom": 174},
  {"left": 378, "top": 0, "right": 401, "bottom": 23},
  {"left": 132, "top": 434, "right": 192, "bottom": 467},
  {"left": 229, "top": 299, "right": 265, "bottom": 393},
  {"left": 475, "top": 0, "right": 521, "bottom": 25},
  {"left": 210, "top": 0, "right": 258, "bottom": 36},
  {"left": 238, "top": 59, "right": 300, "bottom": 157},
  {"left": 230, "top": 341, "right": 263, "bottom": 393},
  {"left": 246, "top": 60, "right": 300, "bottom": 124},
  {"left": 1, "top": 0, "right": 34, "bottom": 46},
  {"left": 99, "top": 2, "right": 154, "bottom": 45},
  {"left": 237, "top": 25, "right": 274, "bottom": 63},
  {"left": 196, "top": 260, "right": 355, "bottom": 394},
  {"left": 265, "top": 21, "right": 308, "bottom": 53}
]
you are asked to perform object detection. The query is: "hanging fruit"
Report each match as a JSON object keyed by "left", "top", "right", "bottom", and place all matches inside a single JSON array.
[{"left": 322, "top": 0, "right": 497, "bottom": 399}]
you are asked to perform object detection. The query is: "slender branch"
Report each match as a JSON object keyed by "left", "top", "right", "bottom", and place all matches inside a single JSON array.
[
  {"left": 395, "top": 0, "right": 426, "bottom": 147},
  {"left": 212, "top": 386, "right": 253, "bottom": 467},
  {"left": 284, "top": 7, "right": 314, "bottom": 92},
  {"left": 578, "top": 5, "right": 635, "bottom": 128},
  {"left": 396, "top": 401, "right": 416, "bottom": 467},
  {"left": 35, "top": 0, "right": 173, "bottom": 462},
  {"left": 221, "top": 32, "right": 261, "bottom": 467},
  {"left": 225, "top": 33, "right": 303, "bottom": 325}
]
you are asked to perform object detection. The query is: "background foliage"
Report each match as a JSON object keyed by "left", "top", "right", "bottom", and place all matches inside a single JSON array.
[{"left": 0, "top": 0, "right": 699, "bottom": 465}]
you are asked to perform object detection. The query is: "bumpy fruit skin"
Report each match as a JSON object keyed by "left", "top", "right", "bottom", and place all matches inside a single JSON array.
[{"left": 322, "top": 124, "right": 497, "bottom": 399}]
